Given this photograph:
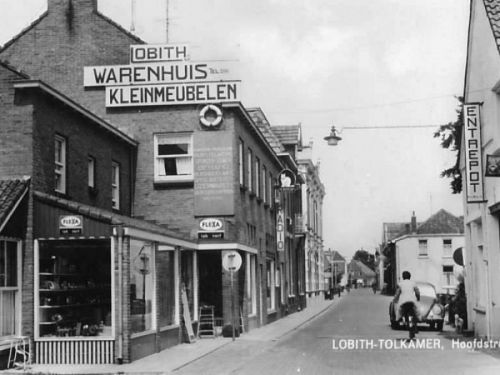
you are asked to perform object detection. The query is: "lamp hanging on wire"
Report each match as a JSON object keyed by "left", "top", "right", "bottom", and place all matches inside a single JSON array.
[{"left": 324, "top": 126, "right": 342, "bottom": 146}]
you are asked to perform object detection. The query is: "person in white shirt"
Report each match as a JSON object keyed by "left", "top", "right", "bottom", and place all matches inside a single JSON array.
[{"left": 393, "top": 271, "right": 420, "bottom": 321}]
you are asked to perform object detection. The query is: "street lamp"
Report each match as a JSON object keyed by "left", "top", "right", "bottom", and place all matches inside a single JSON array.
[{"left": 324, "top": 126, "right": 342, "bottom": 146}]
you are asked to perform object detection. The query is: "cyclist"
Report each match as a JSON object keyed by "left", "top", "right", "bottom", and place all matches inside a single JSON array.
[{"left": 393, "top": 271, "right": 420, "bottom": 334}]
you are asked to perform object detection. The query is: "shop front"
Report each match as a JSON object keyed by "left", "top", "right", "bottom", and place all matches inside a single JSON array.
[{"left": 32, "top": 193, "right": 198, "bottom": 364}]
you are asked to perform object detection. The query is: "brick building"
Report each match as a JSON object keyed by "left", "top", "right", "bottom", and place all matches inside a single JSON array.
[
  {"left": 0, "top": 0, "right": 306, "bottom": 365},
  {"left": 0, "top": 60, "right": 198, "bottom": 366}
]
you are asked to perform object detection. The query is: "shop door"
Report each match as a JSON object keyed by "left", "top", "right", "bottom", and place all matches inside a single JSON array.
[{"left": 198, "top": 251, "right": 223, "bottom": 318}]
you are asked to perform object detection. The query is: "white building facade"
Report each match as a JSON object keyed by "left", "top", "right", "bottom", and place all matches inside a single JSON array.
[
  {"left": 297, "top": 142, "right": 326, "bottom": 304},
  {"left": 461, "top": 0, "right": 500, "bottom": 340}
]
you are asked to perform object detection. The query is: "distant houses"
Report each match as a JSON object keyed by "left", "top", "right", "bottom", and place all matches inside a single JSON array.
[{"left": 380, "top": 210, "right": 464, "bottom": 295}]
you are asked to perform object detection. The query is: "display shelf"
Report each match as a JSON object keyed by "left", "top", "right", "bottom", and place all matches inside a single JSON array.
[
  {"left": 39, "top": 302, "right": 110, "bottom": 309},
  {"left": 39, "top": 288, "right": 108, "bottom": 292}
]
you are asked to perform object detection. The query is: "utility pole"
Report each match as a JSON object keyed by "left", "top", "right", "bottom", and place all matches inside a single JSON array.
[
  {"left": 165, "top": 0, "right": 170, "bottom": 43},
  {"left": 130, "top": 0, "right": 136, "bottom": 32}
]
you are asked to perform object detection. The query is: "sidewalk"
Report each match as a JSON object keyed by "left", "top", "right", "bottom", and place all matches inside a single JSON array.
[{"left": 5, "top": 295, "right": 341, "bottom": 374}]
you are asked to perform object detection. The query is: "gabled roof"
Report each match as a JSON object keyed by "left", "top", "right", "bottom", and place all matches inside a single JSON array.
[
  {"left": 483, "top": 0, "right": 500, "bottom": 54},
  {"left": 271, "top": 125, "right": 302, "bottom": 146},
  {"left": 13, "top": 79, "right": 137, "bottom": 147},
  {"left": 383, "top": 222, "right": 410, "bottom": 243},
  {"left": 350, "top": 260, "right": 376, "bottom": 277},
  {"left": 246, "top": 108, "right": 285, "bottom": 153},
  {"left": 0, "top": 3, "right": 144, "bottom": 53},
  {"left": 0, "top": 178, "right": 30, "bottom": 233},
  {"left": 331, "top": 251, "right": 345, "bottom": 262},
  {"left": 416, "top": 209, "right": 464, "bottom": 235}
]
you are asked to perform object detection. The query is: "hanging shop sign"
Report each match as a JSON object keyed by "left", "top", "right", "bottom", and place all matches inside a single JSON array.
[
  {"left": 276, "top": 209, "right": 285, "bottom": 252},
  {"left": 463, "top": 103, "right": 484, "bottom": 203},
  {"left": 84, "top": 44, "right": 240, "bottom": 107},
  {"left": 59, "top": 215, "right": 83, "bottom": 235},
  {"left": 486, "top": 155, "right": 500, "bottom": 177},
  {"left": 130, "top": 44, "right": 189, "bottom": 63},
  {"left": 199, "top": 104, "right": 223, "bottom": 128},
  {"left": 278, "top": 169, "right": 295, "bottom": 188}
]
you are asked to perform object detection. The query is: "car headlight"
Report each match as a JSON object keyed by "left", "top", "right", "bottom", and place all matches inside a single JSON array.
[{"left": 432, "top": 305, "right": 443, "bottom": 316}]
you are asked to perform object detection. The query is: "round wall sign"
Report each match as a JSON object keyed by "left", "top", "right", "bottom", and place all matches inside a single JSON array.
[
  {"left": 222, "top": 251, "right": 242, "bottom": 272},
  {"left": 199, "top": 104, "right": 223, "bottom": 127}
]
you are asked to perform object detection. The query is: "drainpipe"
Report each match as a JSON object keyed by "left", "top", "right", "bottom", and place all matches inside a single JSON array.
[{"left": 115, "top": 225, "right": 124, "bottom": 364}]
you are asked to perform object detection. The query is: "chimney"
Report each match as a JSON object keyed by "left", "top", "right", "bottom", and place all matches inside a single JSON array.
[
  {"left": 411, "top": 211, "right": 417, "bottom": 233},
  {"left": 47, "top": 0, "right": 97, "bottom": 14}
]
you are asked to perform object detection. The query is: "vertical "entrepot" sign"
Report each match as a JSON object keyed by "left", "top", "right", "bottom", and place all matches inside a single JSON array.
[{"left": 463, "top": 103, "right": 484, "bottom": 203}]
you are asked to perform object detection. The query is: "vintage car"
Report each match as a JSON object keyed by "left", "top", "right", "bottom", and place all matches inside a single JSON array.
[{"left": 389, "top": 281, "right": 445, "bottom": 331}]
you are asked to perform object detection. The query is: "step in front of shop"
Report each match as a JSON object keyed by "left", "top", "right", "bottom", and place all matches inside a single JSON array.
[{"left": 35, "top": 339, "right": 115, "bottom": 365}]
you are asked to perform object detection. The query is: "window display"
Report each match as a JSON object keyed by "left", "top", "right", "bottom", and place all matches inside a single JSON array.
[
  {"left": 130, "top": 239, "right": 154, "bottom": 333},
  {"left": 37, "top": 239, "right": 112, "bottom": 338}
]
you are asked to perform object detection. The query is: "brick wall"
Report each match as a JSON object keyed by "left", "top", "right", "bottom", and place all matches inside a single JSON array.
[{"left": 0, "top": 66, "right": 34, "bottom": 179}]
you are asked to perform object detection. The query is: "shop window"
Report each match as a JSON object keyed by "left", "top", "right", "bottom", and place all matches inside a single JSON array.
[
  {"left": 54, "top": 135, "right": 66, "bottom": 194},
  {"left": 238, "top": 139, "right": 245, "bottom": 186},
  {"left": 247, "top": 254, "right": 257, "bottom": 316},
  {"left": 0, "top": 240, "right": 19, "bottom": 338},
  {"left": 37, "top": 239, "right": 112, "bottom": 338},
  {"left": 130, "top": 240, "right": 155, "bottom": 334},
  {"left": 88, "top": 156, "right": 96, "bottom": 188},
  {"left": 154, "top": 133, "right": 193, "bottom": 183},
  {"left": 181, "top": 251, "right": 195, "bottom": 319},
  {"left": 418, "top": 239, "right": 428, "bottom": 257},
  {"left": 158, "top": 250, "right": 177, "bottom": 328},
  {"left": 266, "top": 259, "right": 275, "bottom": 311},
  {"left": 442, "top": 239, "right": 452, "bottom": 257}
]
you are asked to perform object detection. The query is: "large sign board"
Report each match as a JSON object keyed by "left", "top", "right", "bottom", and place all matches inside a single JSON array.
[
  {"left": 84, "top": 44, "right": 240, "bottom": 107},
  {"left": 105, "top": 82, "right": 239, "bottom": 107},
  {"left": 83, "top": 62, "right": 237, "bottom": 87},
  {"left": 463, "top": 103, "right": 484, "bottom": 203}
]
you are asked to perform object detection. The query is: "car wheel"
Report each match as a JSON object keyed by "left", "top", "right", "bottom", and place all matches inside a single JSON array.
[
  {"left": 391, "top": 320, "right": 398, "bottom": 330},
  {"left": 436, "top": 321, "right": 443, "bottom": 331}
]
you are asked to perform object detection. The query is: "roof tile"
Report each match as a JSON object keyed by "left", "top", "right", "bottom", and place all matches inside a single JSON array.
[{"left": 0, "top": 179, "right": 30, "bottom": 230}]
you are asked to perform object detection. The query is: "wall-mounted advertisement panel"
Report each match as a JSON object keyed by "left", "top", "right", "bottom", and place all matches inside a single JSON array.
[
  {"left": 463, "top": 103, "right": 484, "bottom": 203},
  {"left": 194, "top": 131, "right": 234, "bottom": 216}
]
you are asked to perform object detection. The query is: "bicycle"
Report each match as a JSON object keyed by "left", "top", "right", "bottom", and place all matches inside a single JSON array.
[{"left": 400, "top": 302, "right": 418, "bottom": 339}]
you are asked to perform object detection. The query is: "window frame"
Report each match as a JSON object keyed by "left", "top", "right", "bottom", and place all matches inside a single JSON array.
[
  {"left": 0, "top": 239, "right": 22, "bottom": 340},
  {"left": 54, "top": 135, "right": 66, "bottom": 194},
  {"left": 238, "top": 139, "right": 245, "bottom": 187},
  {"left": 255, "top": 157, "right": 261, "bottom": 198},
  {"left": 111, "top": 161, "right": 120, "bottom": 210},
  {"left": 247, "top": 148, "right": 253, "bottom": 193},
  {"left": 153, "top": 133, "right": 194, "bottom": 183},
  {"left": 88, "top": 155, "right": 96, "bottom": 189},
  {"left": 418, "top": 239, "right": 428, "bottom": 257}
]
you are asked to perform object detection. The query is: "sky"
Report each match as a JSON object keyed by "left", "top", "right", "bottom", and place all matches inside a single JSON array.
[{"left": 0, "top": 0, "right": 470, "bottom": 258}]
